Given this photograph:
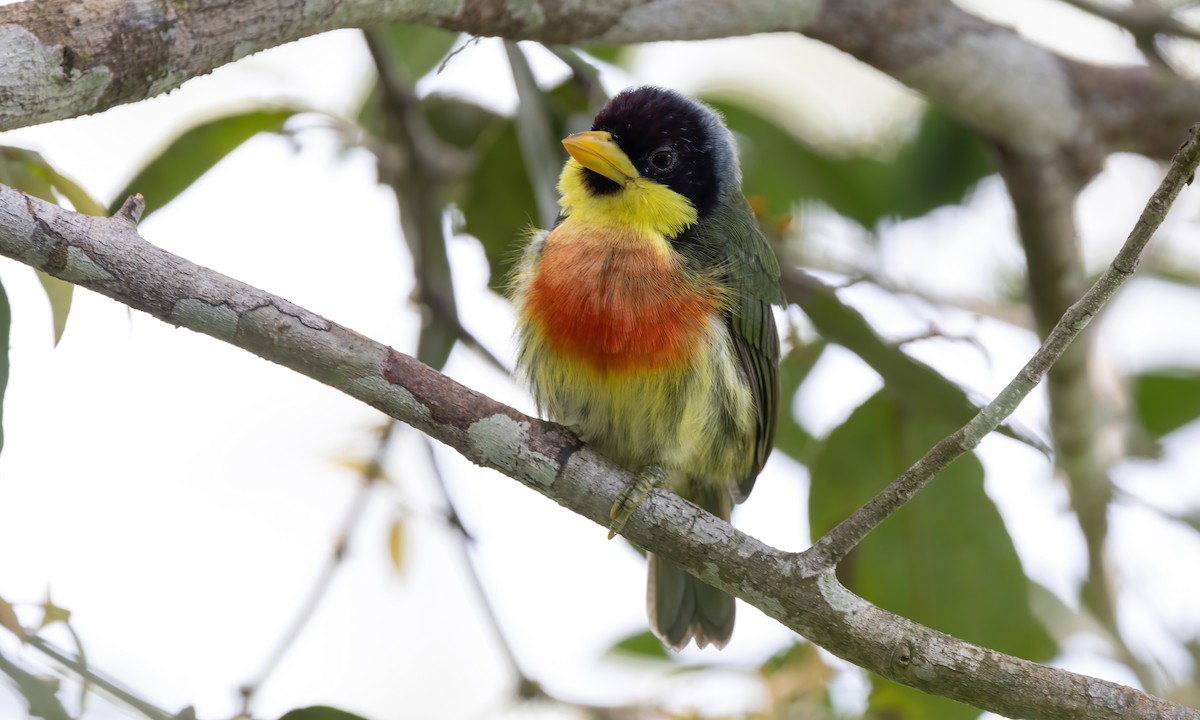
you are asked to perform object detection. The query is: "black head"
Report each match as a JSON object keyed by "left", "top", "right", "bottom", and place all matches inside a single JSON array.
[{"left": 581, "top": 86, "right": 739, "bottom": 219}]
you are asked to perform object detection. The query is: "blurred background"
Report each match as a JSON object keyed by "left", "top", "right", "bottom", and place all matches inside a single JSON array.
[{"left": 1, "top": 1, "right": 1200, "bottom": 718}]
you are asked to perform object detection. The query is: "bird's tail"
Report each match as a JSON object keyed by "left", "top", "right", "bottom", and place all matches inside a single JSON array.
[{"left": 647, "top": 553, "right": 735, "bottom": 650}]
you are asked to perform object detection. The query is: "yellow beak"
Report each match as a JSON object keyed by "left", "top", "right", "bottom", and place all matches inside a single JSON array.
[{"left": 562, "top": 131, "right": 639, "bottom": 185}]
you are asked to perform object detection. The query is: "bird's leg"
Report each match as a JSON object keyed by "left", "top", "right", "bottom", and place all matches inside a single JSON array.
[{"left": 608, "top": 464, "right": 667, "bottom": 539}]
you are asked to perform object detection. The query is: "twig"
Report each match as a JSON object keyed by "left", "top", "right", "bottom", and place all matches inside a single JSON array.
[
  {"left": 421, "top": 437, "right": 541, "bottom": 700},
  {"left": 239, "top": 422, "right": 395, "bottom": 713},
  {"left": 994, "top": 142, "right": 1148, "bottom": 684},
  {"left": 803, "top": 123, "right": 1200, "bottom": 571},
  {"left": 363, "top": 27, "right": 509, "bottom": 374},
  {"left": 24, "top": 635, "right": 174, "bottom": 720}
]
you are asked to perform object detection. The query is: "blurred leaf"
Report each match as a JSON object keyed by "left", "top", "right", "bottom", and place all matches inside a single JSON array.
[
  {"left": 870, "top": 678, "right": 974, "bottom": 720},
  {"left": 580, "top": 45, "right": 628, "bottom": 66},
  {"left": 0, "top": 146, "right": 105, "bottom": 213},
  {"left": 0, "top": 148, "right": 105, "bottom": 343},
  {"left": 705, "top": 101, "right": 991, "bottom": 229},
  {"left": 1133, "top": 370, "right": 1200, "bottom": 438},
  {"left": 358, "top": 70, "right": 496, "bottom": 149},
  {"left": 0, "top": 146, "right": 56, "bottom": 202},
  {"left": 377, "top": 24, "right": 458, "bottom": 78},
  {"left": 457, "top": 79, "right": 592, "bottom": 291},
  {"left": 34, "top": 272, "right": 73, "bottom": 346},
  {"left": 889, "top": 107, "right": 993, "bottom": 219},
  {"left": 810, "top": 391, "right": 1054, "bottom": 719},
  {"left": 422, "top": 95, "right": 500, "bottom": 150},
  {"left": 775, "top": 340, "right": 824, "bottom": 463},
  {"left": 605, "top": 629, "right": 672, "bottom": 661},
  {"left": 1027, "top": 580, "right": 1087, "bottom": 645},
  {"left": 711, "top": 99, "right": 893, "bottom": 227},
  {"left": 759, "top": 642, "right": 836, "bottom": 718},
  {"left": 788, "top": 270, "right": 1047, "bottom": 452},
  {"left": 387, "top": 517, "right": 406, "bottom": 572},
  {"left": 0, "top": 660, "right": 70, "bottom": 720},
  {"left": 459, "top": 119, "right": 539, "bottom": 291},
  {"left": 108, "top": 109, "right": 299, "bottom": 219},
  {"left": 38, "top": 595, "right": 70, "bottom": 629},
  {"left": 0, "top": 280, "right": 8, "bottom": 456},
  {"left": 417, "top": 315, "right": 457, "bottom": 370},
  {"left": 0, "top": 593, "right": 23, "bottom": 640},
  {"left": 278, "top": 707, "right": 371, "bottom": 720},
  {"left": 41, "top": 165, "right": 105, "bottom": 216}
]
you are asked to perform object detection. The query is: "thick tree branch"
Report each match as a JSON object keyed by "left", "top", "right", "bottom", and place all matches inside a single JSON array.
[
  {"left": 3, "top": 126, "right": 1200, "bottom": 714},
  {"left": 0, "top": 0, "right": 1196, "bottom": 163}
]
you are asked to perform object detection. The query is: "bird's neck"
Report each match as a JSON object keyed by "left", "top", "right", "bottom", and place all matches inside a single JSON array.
[{"left": 556, "top": 160, "right": 698, "bottom": 243}]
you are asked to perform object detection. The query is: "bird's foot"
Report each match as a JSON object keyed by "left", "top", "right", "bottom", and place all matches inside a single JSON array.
[{"left": 608, "top": 464, "right": 667, "bottom": 539}]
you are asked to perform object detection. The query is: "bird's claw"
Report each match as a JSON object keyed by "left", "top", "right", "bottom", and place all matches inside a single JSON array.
[{"left": 608, "top": 465, "right": 667, "bottom": 539}]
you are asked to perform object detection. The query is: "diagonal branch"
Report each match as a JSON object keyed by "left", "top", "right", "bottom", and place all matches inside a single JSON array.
[
  {"left": 2, "top": 122, "right": 1200, "bottom": 715},
  {"left": 993, "top": 145, "right": 1151, "bottom": 688},
  {"left": 805, "top": 125, "right": 1200, "bottom": 570}
]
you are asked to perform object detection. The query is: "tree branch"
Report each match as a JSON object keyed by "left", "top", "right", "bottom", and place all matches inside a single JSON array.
[
  {"left": 993, "top": 145, "right": 1152, "bottom": 688},
  {"left": 0, "top": 0, "right": 1197, "bottom": 163},
  {"left": 806, "top": 126, "right": 1200, "bottom": 573},
  {"left": 3, "top": 124, "right": 1200, "bottom": 715}
]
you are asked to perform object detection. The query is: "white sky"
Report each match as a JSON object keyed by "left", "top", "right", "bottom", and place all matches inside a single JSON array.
[{"left": 0, "top": 4, "right": 1198, "bottom": 719}]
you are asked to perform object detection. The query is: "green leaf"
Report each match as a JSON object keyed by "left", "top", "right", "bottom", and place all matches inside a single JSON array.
[
  {"left": 34, "top": 272, "right": 72, "bottom": 346},
  {"left": 422, "top": 95, "right": 500, "bottom": 150},
  {"left": 0, "top": 280, "right": 8, "bottom": 456},
  {"left": 456, "top": 79, "right": 593, "bottom": 291},
  {"left": 1133, "top": 370, "right": 1200, "bottom": 438},
  {"left": 459, "top": 118, "right": 539, "bottom": 291},
  {"left": 277, "top": 706, "right": 372, "bottom": 720},
  {"left": 870, "top": 678, "right": 975, "bottom": 720},
  {"left": 810, "top": 391, "right": 1054, "bottom": 719},
  {"left": 604, "top": 629, "right": 673, "bottom": 661},
  {"left": 108, "top": 109, "right": 299, "bottom": 219},
  {"left": 889, "top": 107, "right": 993, "bottom": 220},
  {"left": 0, "top": 146, "right": 56, "bottom": 202},
  {"left": 0, "top": 148, "right": 109, "bottom": 345},
  {"left": 0, "top": 593, "right": 23, "bottom": 640},
  {"left": 41, "top": 165, "right": 106, "bottom": 216},
  {"left": 0, "top": 146, "right": 105, "bottom": 214},
  {"left": 580, "top": 45, "right": 629, "bottom": 67},
  {"left": 0, "top": 147, "right": 107, "bottom": 344}
]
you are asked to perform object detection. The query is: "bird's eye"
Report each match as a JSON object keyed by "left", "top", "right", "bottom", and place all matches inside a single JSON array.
[{"left": 650, "top": 149, "right": 676, "bottom": 171}]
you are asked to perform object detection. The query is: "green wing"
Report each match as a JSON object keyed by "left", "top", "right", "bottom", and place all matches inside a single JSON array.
[{"left": 690, "top": 194, "right": 784, "bottom": 501}]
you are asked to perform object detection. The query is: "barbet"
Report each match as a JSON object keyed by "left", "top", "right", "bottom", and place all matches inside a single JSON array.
[{"left": 512, "top": 86, "right": 784, "bottom": 650}]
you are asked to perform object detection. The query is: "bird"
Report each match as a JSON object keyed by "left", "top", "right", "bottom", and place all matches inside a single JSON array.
[{"left": 511, "top": 86, "right": 783, "bottom": 650}]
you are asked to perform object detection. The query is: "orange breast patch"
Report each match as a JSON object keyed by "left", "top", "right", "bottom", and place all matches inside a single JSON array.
[{"left": 525, "top": 225, "right": 720, "bottom": 374}]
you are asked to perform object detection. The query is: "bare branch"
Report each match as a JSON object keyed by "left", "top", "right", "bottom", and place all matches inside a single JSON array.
[
  {"left": 24, "top": 636, "right": 176, "bottom": 720},
  {"left": 994, "top": 145, "right": 1150, "bottom": 687},
  {"left": 238, "top": 424, "right": 392, "bottom": 714},
  {"left": 2, "top": 143, "right": 1200, "bottom": 717}
]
